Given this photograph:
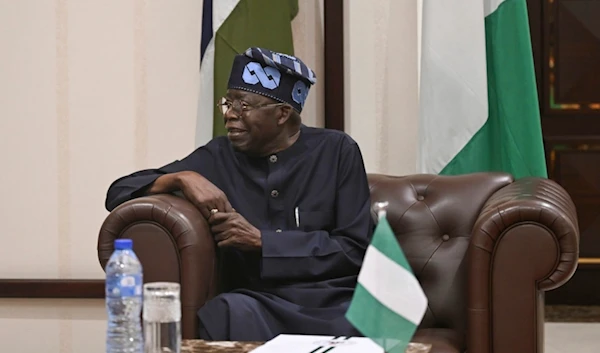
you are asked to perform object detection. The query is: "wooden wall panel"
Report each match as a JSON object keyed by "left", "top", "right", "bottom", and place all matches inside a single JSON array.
[{"left": 529, "top": 0, "right": 600, "bottom": 304}]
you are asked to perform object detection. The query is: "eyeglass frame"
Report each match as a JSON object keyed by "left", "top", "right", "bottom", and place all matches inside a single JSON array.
[{"left": 216, "top": 96, "right": 286, "bottom": 115}]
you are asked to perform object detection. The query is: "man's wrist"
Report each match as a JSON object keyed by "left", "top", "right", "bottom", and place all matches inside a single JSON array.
[
  {"left": 148, "top": 173, "right": 181, "bottom": 194},
  {"left": 172, "top": 171, "right": 188, "bottom": 189}
]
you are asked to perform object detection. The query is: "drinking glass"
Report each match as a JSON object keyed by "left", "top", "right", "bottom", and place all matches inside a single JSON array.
[{"left": 143, "top": 282, "right": 181, "bottom": 353}]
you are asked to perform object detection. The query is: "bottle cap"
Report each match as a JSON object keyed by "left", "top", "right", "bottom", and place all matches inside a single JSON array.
[{"left": 114, "top": 239, "right": 133, "bottom": 250}]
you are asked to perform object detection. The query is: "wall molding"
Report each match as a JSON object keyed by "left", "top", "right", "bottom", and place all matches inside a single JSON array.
[{"left": 0, "top": 279, "right": 104, "bottom": 299}]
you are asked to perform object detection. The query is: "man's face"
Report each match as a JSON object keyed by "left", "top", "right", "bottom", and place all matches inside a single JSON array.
[{"left": 222, "top": 89, "right": 283, "bottom": 156}]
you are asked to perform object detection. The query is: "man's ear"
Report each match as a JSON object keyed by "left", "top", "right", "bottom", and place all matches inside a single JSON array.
[{"left": 277, "top": 105, "right": 293, "bottom": 126}]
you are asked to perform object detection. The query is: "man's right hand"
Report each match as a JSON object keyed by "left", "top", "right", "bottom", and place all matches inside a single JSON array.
[{"left": 150, "top": 171, "right": 234, "bottom": 219}]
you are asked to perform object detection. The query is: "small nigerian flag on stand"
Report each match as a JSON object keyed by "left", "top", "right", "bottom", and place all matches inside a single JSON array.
[{"left": 346, "top": 202, "right": 428, "bottom": 353}]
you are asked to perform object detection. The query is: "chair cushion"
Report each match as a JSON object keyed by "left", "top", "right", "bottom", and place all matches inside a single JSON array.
[
  {"left": 367, "top": 173, "right": 512, "bottom": 335},
  {"left": 413, "top": 328, "right": 464, "bottom": 353}
]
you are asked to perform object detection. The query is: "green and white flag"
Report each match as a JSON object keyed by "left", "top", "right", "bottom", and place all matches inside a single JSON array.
[
  {"left": 346, "top": 212, "right": 428, "bottom": 353},
  {"left": 196, "top": 0, "right": 299, "bottom": 147},
  {"left": 418, "top": 0, "right": 547, "bottom": 178}
]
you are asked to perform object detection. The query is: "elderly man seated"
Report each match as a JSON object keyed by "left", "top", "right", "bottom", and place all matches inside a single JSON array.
[{"left": 105, "top": 47, "right": 373, "bottom": 341}]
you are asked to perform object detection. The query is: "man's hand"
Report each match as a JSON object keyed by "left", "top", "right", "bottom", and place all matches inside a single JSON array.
[
  {"left": 151, "top": 171, "right": 234, "bottom": 218},
  {"left": 208, "top": 212, "right": 262, "bottom": 251},
  {"left": 177, "top": 171, "right": 235, "bottom": 218}
]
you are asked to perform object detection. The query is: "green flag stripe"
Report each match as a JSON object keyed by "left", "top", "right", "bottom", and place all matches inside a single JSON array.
[
  {"left": 441, "top": 0, "right": 546, "bottom": 178},
  {"left": 369, "top": 217, "right": 412, "bottom": 271},
  {"left": 346, "top": 284, "right": 417, "bottom": 353}
]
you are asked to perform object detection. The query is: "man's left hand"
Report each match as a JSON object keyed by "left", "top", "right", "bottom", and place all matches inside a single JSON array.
[{"left": 208, "top": 212, "right": 262, "bottom": 251}]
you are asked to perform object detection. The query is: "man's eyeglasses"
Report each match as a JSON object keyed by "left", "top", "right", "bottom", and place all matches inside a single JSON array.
[{"left": 217, "top": 97, "right": 285, "bottom": 115}]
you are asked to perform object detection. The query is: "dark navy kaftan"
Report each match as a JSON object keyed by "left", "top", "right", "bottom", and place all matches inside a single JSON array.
[{"left": 105, "top": 125, "right": 374, "bottom": 341}]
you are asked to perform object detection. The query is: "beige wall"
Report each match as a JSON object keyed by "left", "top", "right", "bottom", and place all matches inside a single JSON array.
[
  {"left": 0, "top": 0, "right": 203, "bottom": 280},
  {"left": 0, "top": 0, "right": 417, "bottom": 352},
  {"left": 292, "top": 0, "right": 325, "bottom": 129},
  {"left": 0, "top": 299, "right": 106, "bottom": 353},
  {"left": 0, "top": 0, "right": 325, "bottom": 281},
  {"left": 344, "top": 0, "right": 420, "bottom": 176}
]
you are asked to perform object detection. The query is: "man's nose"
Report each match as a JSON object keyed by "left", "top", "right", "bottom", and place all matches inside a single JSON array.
[{"left": 223, "top": 108, "right": 241, "bottom": 121}]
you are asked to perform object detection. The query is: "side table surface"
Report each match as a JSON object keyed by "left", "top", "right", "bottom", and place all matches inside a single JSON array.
[{"left": 181, "top": 340, "right": 432, "bottom": 353}]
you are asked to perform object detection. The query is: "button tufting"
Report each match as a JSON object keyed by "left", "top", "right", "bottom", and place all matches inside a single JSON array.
[
  {"left": 442, "top": 234, "right": 450, "bottom": 241},
  {"left": 271, "top": 190, "right": 279, "bottom": 198},
  {"left": 417, "top": 195, "right": 425, "bottom": 201},
  {"left": 275, "top": 229, "right": 282, "bottom": 233},
  {"left": 269, "top": 155, "right": 278, "bottom": 163}
]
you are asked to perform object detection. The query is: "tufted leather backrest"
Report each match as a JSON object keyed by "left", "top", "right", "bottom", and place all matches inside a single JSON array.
[{"left": 367, "top": 172, "right": 513, "bottom": 337}]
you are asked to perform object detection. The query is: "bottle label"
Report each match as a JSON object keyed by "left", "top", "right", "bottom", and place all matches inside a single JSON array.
[{"left": 106, "top": 274, "right": 142, "bottom": 298}]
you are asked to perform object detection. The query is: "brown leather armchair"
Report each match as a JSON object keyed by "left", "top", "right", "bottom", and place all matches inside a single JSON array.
[{"left": 98, "top": 172, "right": 579, "bottom": 353}]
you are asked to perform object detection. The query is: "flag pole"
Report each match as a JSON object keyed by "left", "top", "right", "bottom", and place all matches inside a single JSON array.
[
  {"left": 373, "top": 201, "right": 389, "bottom": 221},
  {"left": 371, "top": 201, "right": 396, "bottom": 353}
]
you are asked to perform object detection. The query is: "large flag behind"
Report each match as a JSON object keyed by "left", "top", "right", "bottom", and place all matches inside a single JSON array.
[
  {"left": 346, "top": 214, "right": 428, "bottom": 353},
  {"left": 418, "top": 0, "right": 547, "bottom": 179},
  {"left": 196, "top": 0, "right": 299, "bottom": 147}
]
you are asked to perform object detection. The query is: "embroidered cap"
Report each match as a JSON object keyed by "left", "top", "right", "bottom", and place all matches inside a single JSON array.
[{"left": 227, "top": 47, "right": 317, "bottom": 113}]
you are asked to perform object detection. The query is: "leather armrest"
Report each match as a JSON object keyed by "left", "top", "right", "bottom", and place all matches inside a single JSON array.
[
  {"left": 467, "top": 177, "right": 579, "bottom": 353},
  {"left": 98, "top": 194, "right": 217, "bottom": 339}
]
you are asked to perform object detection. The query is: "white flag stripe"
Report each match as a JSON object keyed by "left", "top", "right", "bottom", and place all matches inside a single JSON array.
[
  {"left": 213, "top": 0, "right": 242, "bottom": 33},
  {"left": 357, "top": 245, "right": 428, "bottom": 325},
  {"left": 195, "top": 38, "right": 215, "bottom": 148},
  {"left": 196, "top": 0, "right": 241, "bottom": 148},
  {"left": 484, "top": 0, "right": 506, "bottom": 17},
  {"left": 418, "top": 0, "right": 488, "bottom": 174}
]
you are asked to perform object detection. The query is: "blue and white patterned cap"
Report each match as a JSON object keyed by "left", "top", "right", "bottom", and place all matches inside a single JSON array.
[{"left": 227, "top": 47, "right": 317, "bottom": 113}]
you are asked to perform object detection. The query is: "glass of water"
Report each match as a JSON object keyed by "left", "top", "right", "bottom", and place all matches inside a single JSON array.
[{"left": 143, "top": 282, "right": 181, "bottom": 353}]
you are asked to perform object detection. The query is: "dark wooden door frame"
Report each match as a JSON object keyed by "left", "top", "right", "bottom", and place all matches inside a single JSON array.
[
  {"left": 324, "top": 0, "right": 345, "bottom": 131},
  {"left": 0, "top": 0, "right": 346, "bottom": 299}
]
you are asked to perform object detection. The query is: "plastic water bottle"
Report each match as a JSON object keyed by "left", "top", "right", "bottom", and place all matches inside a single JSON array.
[{"left": 105, "top": 239, "right": 144, "bottom": 353}]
